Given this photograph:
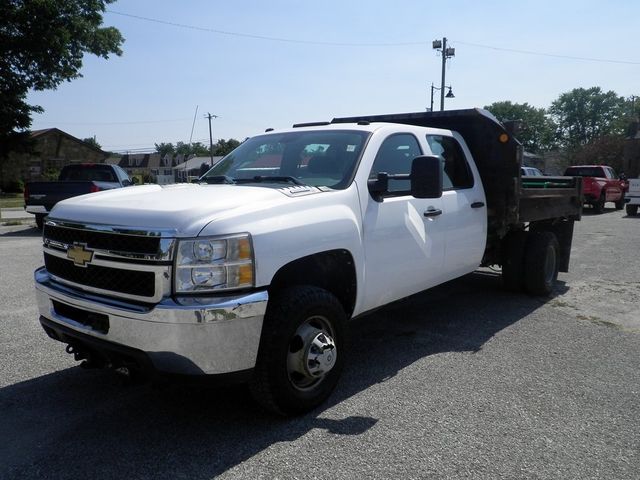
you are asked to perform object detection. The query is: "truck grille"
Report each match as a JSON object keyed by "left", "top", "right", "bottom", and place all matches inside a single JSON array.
[
  {"left": 42, "top": 222, "right": 175, "bottom": 302},
  {"left": 44, "top": 224, "right": 161, "bottom": 255},
  {"left": 45, "top": 253, "right": 155, "bottom": 297}
]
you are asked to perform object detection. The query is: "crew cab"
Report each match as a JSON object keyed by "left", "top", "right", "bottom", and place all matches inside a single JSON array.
[
  {"left": 24, "top": 163, "right": 134, "bottom": 228},
  {"left": 563, "top": 165, "right": 626, "bottom": 213},
  {"left": 34, "top": 109, "right": 582, "bottom": 415}
]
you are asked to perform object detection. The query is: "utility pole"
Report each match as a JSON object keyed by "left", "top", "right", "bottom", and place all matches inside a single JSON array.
[
  {"left": 432, "top": 37, "right": 456, "bottom": 111},
  {"left": 205, "top": 112, "right": 218, "bottom": 166}
]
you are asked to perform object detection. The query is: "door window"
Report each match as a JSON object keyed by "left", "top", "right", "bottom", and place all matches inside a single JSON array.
[
  {"left": 426, "top": 135, "right": 474, "bottom": 190},
  {"left": 369, "top": 134, "right": 422, "bottom": 195}
]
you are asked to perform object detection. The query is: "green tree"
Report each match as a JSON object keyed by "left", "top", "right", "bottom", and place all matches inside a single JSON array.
[
  {"left": 155, "top": 142, "right": 176, "bottom": 156},
  {"left": 548, "top": 87, "right": 626, "bottom": 148},
  {"left": 173, "top": 141, "right": 209, "bottom": 156},
  {"left": 212, "top": 138, "right": 241, "bottom": 156},
  {"left": 1, "top": 0, "right": 124, "bottom": 164},
  {"left": 82, "top": 136, "right": 102, "bottom": 150},
  {"left": 484, "top": 101, "right": 555, "bottom": 153}
]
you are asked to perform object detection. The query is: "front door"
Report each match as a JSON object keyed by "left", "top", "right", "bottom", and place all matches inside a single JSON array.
[{"left": 360, "top": 133, "right": 447, "bottom": 312}]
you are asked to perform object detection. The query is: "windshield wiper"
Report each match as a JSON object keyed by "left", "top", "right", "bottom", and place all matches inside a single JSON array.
[
  {"left": 201, "top": 175, "right": 236, "bottom": 184},
  {"left": 236, "top": 176, "right": 306, "bottom": 186}
]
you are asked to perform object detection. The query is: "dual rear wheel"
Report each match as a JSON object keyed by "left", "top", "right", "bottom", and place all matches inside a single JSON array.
[{"left": 502, "top": 231, "right": 559, "bottom": 296}]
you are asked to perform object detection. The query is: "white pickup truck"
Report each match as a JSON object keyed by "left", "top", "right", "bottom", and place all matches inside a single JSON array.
[
  {"left": 625, "top": 178, "right": 640, "bottom": 216},
  {"left": 35, "top": 109, "right": 583, "bottom": 415}
]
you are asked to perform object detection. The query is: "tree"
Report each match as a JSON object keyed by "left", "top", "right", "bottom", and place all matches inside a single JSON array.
[
  {"left": 154, "top": 142, "right": 176, "bottom": 156},
  {"left": 212, "top": 138, "right": 241, "bottom": 156},
  {"left": 176, "top": 141, "right": 209, "bottom": 156},
  {"left": 82, "top": 136, "right": 102, "bottom": 150},
  {"left": 0, "top": 0, "right": 123, "bottom": 162},
  {"left": 548, "top": 87, "right": 626, "bottom": 148},
  {"left": 484, "top": 101, "right": 555, "bottom": 153}
]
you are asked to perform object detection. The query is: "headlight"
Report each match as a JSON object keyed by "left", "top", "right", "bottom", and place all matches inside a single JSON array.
[{"left": 175, "top": 234, "right": 254, "bottom": 293}]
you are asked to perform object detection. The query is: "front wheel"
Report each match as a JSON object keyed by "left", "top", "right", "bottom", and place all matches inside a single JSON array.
[
  {"left": 250, "top": 286, "right": 347, "bottom": 416},
  {"left": 593, "top": 192, "right": 605, "bottom": 214},
  {"left": 35, "top": 214, "right": 45, "bottom": 229}
]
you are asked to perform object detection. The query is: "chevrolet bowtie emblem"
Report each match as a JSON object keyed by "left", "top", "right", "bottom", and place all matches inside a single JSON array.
[{"left": 67, "top": 244, "right": 94, "bottom": 267}]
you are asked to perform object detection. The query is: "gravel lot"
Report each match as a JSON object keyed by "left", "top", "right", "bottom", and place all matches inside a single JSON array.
[{"left": 1, "top": 207, "right": 638, "bottom": 479}]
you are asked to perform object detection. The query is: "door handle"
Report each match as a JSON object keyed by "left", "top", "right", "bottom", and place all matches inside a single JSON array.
[
  {"left": 471, "top": 201, "right": 485, "bottom": 209},
  {"left": 424, "top": 207, "right": 442, "bottom": 217}
]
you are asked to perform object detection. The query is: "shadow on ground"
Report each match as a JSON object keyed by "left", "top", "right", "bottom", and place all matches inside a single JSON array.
[{"left": 1, "top": 271, "right": 566, "bottom": 479}]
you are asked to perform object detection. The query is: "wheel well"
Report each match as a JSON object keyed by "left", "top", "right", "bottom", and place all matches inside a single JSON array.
[{"left": 268, "top": 249, "right": 357, "bottom": 318}]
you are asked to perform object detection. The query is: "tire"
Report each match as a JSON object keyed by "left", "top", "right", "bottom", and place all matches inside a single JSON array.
[
  {"left": 250, "top": 286, "right": 347, "bottom": 416},
  {"left": 524, "top": 232, "right": 559, "bottom": 296},
  {"left": 615, "top": 195, "right": 625, "bottom": 210},
  {"left": 627, "top": 204, "right": 638, "bottom": 216},
  {"left": 593, "top": 192, "right": 605, "bottom": 214},
  {"left": 501, "top": 230, "right": 528, "bottom": 292},
  {"left": 35, "top": 214, "right": 45, "bottom": 229}
]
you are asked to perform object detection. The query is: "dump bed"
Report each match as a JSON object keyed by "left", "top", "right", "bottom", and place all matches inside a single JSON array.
[{"left": 332, "top": 108, "right": 582, "bottom": 240}]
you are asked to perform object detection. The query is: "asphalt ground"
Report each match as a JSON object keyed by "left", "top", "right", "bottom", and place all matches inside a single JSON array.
[{"left": 0, "top": 205, "right": 638, "bottom": 479}]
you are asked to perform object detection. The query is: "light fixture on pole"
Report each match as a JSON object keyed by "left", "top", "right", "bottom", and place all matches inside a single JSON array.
[
  {"left": 432, "top": 37, "right": 455, "bottom": 111},
  {"left": 429, "top": 83, "right": 454, "bottom": 112}
]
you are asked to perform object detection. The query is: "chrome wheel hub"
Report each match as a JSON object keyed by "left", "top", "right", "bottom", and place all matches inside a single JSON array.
[{"left": 287, "top": 316, "right": 337, "bottom": 391}]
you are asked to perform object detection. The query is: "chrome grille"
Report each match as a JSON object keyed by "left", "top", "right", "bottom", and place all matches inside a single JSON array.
[{"left": 42, "top": 220, "right": 176, "bottom": 302}]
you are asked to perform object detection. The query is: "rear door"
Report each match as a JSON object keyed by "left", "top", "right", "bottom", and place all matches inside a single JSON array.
[{"left": 425, "top": 134, "right": 487, "bottom": 279}]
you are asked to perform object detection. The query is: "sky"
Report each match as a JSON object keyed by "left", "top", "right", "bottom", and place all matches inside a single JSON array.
[{"left": 27, "top": 0, "right": 640, "bottom": 153}]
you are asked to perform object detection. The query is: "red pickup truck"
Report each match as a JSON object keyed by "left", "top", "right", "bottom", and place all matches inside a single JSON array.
[{"left": 564, "top": 165, "right": 626, "bottom": 213}]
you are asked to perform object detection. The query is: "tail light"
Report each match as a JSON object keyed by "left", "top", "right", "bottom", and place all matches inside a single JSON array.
[
  {"left": 23, "top": 184, "right": 29, "bottom": 201},
  {"left": 90, "top": 184, "right": 101, "bottom": 193}
]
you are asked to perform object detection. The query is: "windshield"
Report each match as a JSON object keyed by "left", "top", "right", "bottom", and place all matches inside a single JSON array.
[
  {"left": 564, "top": 167, "right": 604, "bottom": 177},
  {"left": 201, "top": 129, "right": 370, "bottom": 189}
]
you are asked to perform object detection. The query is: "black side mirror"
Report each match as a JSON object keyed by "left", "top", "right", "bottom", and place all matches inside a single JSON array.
[
  {"left": 411, "top": 155, "right": 442, "bottom": 199},
  {"left": 367, "top": 172, "right": 389, "bottom": 202}
]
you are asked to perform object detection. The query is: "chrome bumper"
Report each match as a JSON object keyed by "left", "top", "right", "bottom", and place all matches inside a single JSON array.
[{"left": 35, "top": 267, "right": 268, "bottom": 375}]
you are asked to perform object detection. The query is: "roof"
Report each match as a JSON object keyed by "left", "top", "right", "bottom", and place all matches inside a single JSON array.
[
  {"left": 173, "top": 156, "right": 224, "bottom": 171},
  {"left": 30, "top": 128, "right": 107, "bottom": 156}
]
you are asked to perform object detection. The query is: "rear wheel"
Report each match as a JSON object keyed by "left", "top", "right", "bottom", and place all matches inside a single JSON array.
[
  {"left": 626, "top": 204, "right": 638, "bottom": 216},
  {"left": 250, "top": 286, "right": 346, "bottom": 416},
  {"left": 615, "top": 195, "right": 625, "bottom": 210},
  {"left": 524, "top": 232, "right": 559, "bottom": 296},
  {"left": 501, "top": 231, "right": 528, "bottom": 292}
]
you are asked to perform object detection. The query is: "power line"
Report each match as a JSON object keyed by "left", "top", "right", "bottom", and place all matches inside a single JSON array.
[
  {"left": 106, "top": 10, "right": 424, "bottom": 47},
  {"left": 33, "top": 118, "right": 191, "bottom": 126},
  {"left": 107, "top": 10, "right": 640, "bottom": 65},
  {"left": 454, "top": 40, "right": 640, "bottom": 66}
]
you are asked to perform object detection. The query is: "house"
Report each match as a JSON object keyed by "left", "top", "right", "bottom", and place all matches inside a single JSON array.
[
  {"left": 173, "top": 156, "right": 223, "bottom": 182},
  {"left": 1, "top": 128, "right": 108, "bottom": 190}
]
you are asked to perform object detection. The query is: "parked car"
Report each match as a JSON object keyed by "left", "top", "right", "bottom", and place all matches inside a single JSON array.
[
  {"left": 24, "top": 163, "right": 134, "bottom": 228},
  {"left": 625, "top": 177, "right": 640, "bottom": 216},
  {"left": 563, "top": 165, "right": 626, "bottom": 213},
  {"left": 521, "top": 166, "right": 544, "bottom": 176}
]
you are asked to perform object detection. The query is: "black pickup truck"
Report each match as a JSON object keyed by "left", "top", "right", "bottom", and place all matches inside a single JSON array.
[{"left": 24, "top": 163, "right": 134, "bottom": 228}]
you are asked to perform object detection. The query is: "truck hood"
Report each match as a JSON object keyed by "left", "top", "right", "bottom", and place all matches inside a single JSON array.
[{"left": 49, "top": 184, "right": 306, "bottom": 236}]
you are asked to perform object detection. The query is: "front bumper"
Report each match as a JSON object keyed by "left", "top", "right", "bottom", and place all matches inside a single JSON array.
[{"left": 35, "top": 267, "right": 268, "bottom": 376}]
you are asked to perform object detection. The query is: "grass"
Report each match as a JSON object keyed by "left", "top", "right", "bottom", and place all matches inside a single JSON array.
[{"left": 0, "top": 193, "right": 23, "bottom": 209}]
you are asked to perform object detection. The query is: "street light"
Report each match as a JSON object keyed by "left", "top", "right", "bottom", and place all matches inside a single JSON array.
[
  {"left": 429, "top": 83, "right": 454, "bottom": 112},
  {"left": 432, "top": 37, "right": 456, "bottom": 111}
]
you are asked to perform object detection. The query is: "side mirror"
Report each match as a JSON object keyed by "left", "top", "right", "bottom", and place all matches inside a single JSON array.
[
  {"left": 367, "top": 172, "right": 389, "bottom": 202},
  {"left": 411, "top": 155, "right": 442, "bottom": 199}
]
